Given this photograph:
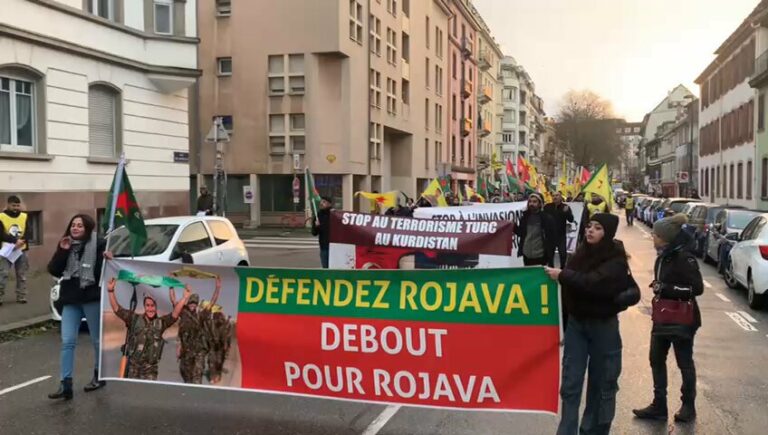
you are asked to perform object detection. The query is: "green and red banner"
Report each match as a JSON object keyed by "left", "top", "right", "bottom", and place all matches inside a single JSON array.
[{"left": 101, "top": 260, "right": 560, "bottom": 414}]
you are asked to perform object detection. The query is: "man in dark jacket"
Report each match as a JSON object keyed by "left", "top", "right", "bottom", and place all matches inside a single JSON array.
[
  {"left": 633, "top": 213, "right": 703, "bottom": 423},
  {"left": 196, "top": 186, "right": 214, "bottom": 216},
  {"left": 544, "top": 192, "right": 574, "bottom": 268},
  {"left": 311, "top": 197, "right": 332, "bottom": 268},
  {"left": 515, "top": 193, "right": 556, "bottom": 266}
]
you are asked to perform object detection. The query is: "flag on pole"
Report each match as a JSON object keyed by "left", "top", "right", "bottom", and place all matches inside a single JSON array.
[
  {"left": 580, "top": 167, "right": 592, "bottom": 185},
  {"left": 421, "top": 178, "right": 448, "bottom": 207},
  {"left": 355, "top": 191, "right": 398, "bottom": 208},
  {"left": 104, "top": 155, "right": 147, "bottom": 256},
  {"left": 581, "top": 163, "right": 613, "bottom": 206},
  {"left": 438, "top": 175, "right": 453, "bottom": 195},
  {"left": 516, "top": 155, "right": 530, "bottom": 183},
  {"left": 304, "top": 168, "right": 322, "bottom": 219},
  {"left": 465, "top": 185, "right": 485, "bottom": 202}
]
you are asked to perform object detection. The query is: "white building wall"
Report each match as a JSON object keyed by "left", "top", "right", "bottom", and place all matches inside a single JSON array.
[{"left": 124, "top": 0, "right": 145, "bottom": 31}]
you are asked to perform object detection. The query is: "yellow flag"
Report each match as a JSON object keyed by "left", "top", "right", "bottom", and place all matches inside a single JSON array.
[
  {"left": 527, "top": 160, "right": 540, "bottom": 190},
  {"left": 421, "top": 179, "right": 448, "bottom": 207},
  {"left": 581, "top": 164, "right": 613, "bottom": 207},
  {"left": 558, "top": 175, "right": 568, "bottom": 195},
  {"left": 355, "top": 191, "right": 398, "bottom": 208},
  {"left": 465, "top": 186, "right": 485, "bottom": 202}
]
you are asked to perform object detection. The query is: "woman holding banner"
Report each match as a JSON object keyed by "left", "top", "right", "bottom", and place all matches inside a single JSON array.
[
  {"left": 545, "top": 213, "right": 628, "bottom": 435},
  {"left": 47, "top": 214, "right": 112, "bottom": 400}
]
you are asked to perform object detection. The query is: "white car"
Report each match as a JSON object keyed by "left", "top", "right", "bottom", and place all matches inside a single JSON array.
[
  {"left": 725, "top": 213, "right": 768, "bottom": 310},
  {"left": 51, "top": 216, "right": 250, "bottom": 321}
]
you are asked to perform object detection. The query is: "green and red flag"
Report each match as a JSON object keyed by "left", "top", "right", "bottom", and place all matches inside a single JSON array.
[
  {"left": 438, "top": 175, "right": 452, "bottom": 195},
  {"left": 305, "top": 168, "right": 322, "bottom": 219},
  {"left": 104, "top": 155, "right": 146, "bottom": 256}
]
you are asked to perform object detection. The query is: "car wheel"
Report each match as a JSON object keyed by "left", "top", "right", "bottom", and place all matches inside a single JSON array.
[
  {"left": 724, "top": 260, "right": 739, "bottom": 289},
  {"left": 748, "top": 273, "right": 765, "bottom": 310}
]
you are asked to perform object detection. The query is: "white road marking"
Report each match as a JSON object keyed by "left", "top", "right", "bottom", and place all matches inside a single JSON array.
[
  {"left": 703, "top": 280, "right": 713, "bottom": 289},
  {"left": 738, "top": 311, "right": 759, "bottom": 324},
  {"left": 725, "top": 312, "right": 758, "bottom": 332},
  {"left": 0, "top": 375, "right": 51, "bottom": 396},
  {"left": 361, "top": 405, "right": 401, "bottom": 435},
  {"left": 715, "top": 293, "right": 731, "bottom": 302}
]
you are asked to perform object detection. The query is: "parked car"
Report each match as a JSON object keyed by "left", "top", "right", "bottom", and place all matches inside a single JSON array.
[
  {"left": 50, "top": 216, "right": 250, "bottom": 321},
  {"left": 704, "top": 208, "right": 762, "bottom": 272},
  {"left": 636, "top": 197, "right": 654, "bottom": 222},
  {"left": 685, "top": 203, "right": 722, "bottom": 257},
  {"left": 724, "top": 213, "right": 768, "bottom": 309},
  {"left": 644, "top": 199, "right": 664, "bottom": 225}
]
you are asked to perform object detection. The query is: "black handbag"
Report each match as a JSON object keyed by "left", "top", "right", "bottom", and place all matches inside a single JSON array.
[{"left": 615, "top": 269, "right": 641, "bottom": 310}]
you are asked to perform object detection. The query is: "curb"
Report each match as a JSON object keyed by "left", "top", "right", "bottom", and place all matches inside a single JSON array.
[{"left": 0, "top": 314, "right": 54, "bottom": 334}]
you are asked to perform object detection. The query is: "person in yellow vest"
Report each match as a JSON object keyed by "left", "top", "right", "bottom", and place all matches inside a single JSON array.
[
  {"left": 0, "top": 195, "right": 30, "bottom": 305},
  {"left": 624, "top": 192, "right": 635, "bottom": 226},
  {"left": 586, "top": 193, "right": 609, "bottom": 217}
]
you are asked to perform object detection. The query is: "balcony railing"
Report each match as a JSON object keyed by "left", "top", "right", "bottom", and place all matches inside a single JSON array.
[
  {"left": 751, "top": 48, "right": 768, "bottom": 87},
  {"left": 461, "top": 79, "right": 473, "bottom": 99},
  {"left": 461, "top": 117, "right": 472, "bottom": 136},
  {"left": 479, "top": 119, "right": 491, "bottom": 136},
  {"left": 461, "top": 36, "right": 473, "bottom": 57},
  {"left": 478, "top": 86, "right": 492, "bottom": 104},
  {"left": 478, "top": 49, "right": 491, "bottom": 70}
]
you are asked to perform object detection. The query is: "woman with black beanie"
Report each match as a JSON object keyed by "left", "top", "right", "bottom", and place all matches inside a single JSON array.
[
  {"left": 47, "top": 214, "right": 112, "bottom": 400},
  {"left": 545, "top": 213, "right": 629, "bottom": 435}
]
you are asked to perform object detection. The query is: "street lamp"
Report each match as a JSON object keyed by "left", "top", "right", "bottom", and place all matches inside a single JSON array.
[{"left": 205, "top": 117, "right": 230, "bottom": 216}]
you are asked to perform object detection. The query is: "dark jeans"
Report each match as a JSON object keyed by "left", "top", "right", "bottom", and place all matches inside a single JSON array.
[
  {"left": 523, "top": 256, "right": 548, "bottom": 266},
  {"left": 625, "top": 209, "right": 634, "bottom": 226},
  {"left": 650, "top": 335, "right": 696, "bottom": 404},
  {"left": 319, "top": 247, "right": 329, "bottom": 269},
  {"left": 554, "top": 237, "right": 567, "bottom": 268},
  {"left": 557, "top": 316, "right": 622, "bottom": 435}
]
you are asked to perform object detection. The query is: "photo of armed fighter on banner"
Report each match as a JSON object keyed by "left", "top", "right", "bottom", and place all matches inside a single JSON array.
[{"left": 100, "top": 259, "right": 238, "bottom": 387}]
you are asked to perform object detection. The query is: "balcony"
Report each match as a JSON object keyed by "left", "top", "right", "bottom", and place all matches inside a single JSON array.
[
  {"left": 401, "top": 59, "right": 410, "bottom": 80},
  {"left": 750, "top": 48, "right": 768, "bottom": 88},
  {"left": 478, "top": 49, "right": 491, "bottom": 71},
  {"left": 478, "top": 86, "right": 492, "bottom": 105},
  {"left": 479, "top": 118, "right": 491, "bottom": 137},
  {"left": 461, "top": 79, "right": 473, "bottom": 99},
  {"left": 461, "top": 36, "right": 473, "bottom": 58},
  {"left": 502, "top": 121, "right": 517, "bottom": 130},
  {"left": 461, "top": 117, "right": 473, "bottom": 136}
]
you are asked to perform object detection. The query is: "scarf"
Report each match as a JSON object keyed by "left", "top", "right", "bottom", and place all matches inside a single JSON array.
[{"left": 62, "top": 232, "right": 98, "bottom": 289}]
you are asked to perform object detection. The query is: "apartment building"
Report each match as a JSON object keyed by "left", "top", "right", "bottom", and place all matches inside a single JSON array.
[
  {"left": 748, "top": 4, "right": 768, "bottom": 210},
  {"left": 696, "top": 9, "right": 761, "bottom": 207},
  {"left": 0, "top": 0, "right": 199, "bottom": 268},
  {"left": 498, "top": 56, "right": 522, "bottom": 163},
  {"left": 195, "top": 0, "right": 451, "bottom": 226},
  {"left": 616, "top": 121, "right": 642, "bottom": 186},
  {"left": 469, "top": 3, "right": 503, "bottom": 179}
]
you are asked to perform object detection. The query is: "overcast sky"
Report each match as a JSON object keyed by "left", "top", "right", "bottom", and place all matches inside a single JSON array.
[{"left": 473, "top": 0, "right": 760, "bottom": 121}]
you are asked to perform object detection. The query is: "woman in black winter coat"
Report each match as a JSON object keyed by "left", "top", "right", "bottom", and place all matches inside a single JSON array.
[
  {"left": 47, "top": 214, "right": 112, "bottom": 400},
  {"left": 633, "top": 213, "right": 703, "bottom": 423},
  {"left": 545, "top": 213, "right": 629, "bottom": 435}
]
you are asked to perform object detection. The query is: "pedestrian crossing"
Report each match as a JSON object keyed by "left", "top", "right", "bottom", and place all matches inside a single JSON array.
[{"left": 242, "top": 236, "right": 318, "bottom": 250}]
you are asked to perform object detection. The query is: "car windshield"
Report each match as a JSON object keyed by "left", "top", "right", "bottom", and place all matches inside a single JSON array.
[
  {"left": 727, "top": 212, "right": 760, "bottom": 230},
  {"left": 108, "top": 224, "right": 178, "bottom": 258},
  {"left": 706, "top": 207, "right": 723, "bottom": 222},
  {"left": 670, "top": 202, "right": 691, "bottom": 213}
]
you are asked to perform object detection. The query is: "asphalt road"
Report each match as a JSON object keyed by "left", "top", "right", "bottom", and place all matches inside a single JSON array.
[{"left": 1, "top": 224, "right": 768, "bottom": 434}]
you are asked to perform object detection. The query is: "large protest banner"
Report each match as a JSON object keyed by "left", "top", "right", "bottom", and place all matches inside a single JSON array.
[
  {"left": 100, "top": 259, "right": 560, "bottom": 414},
  {"left": 414, "top": 201, "right": 584, "bottom": 264},
  {"left": 329, "top": 211, "right": 515, "bottom": 269}
]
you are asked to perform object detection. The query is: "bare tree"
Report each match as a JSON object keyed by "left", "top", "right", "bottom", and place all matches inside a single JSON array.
[{"left": 555, "top": 90, "right": 621, "bottom": 167}]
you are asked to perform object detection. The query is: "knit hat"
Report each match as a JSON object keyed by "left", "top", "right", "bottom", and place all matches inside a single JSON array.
[
  {"left": 590, "top": 213, "right": 619, "bottom": 240},
  {"left": 528, "top": 192, "right": 544, "bottom": 204},
  {"left": 653, "top": 213, "right": 688, "bottom": 243},
  {"left": 188, "top": 293, "right": 200, "bottom": 305}
]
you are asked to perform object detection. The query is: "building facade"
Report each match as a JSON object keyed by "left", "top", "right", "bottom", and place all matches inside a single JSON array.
[
  {"left": 616, "top": 121, "right": 642, "bottom": 187},
  {"left": 0, "top": 0, "right": 198, "bottom": 268},
  {"left": 498, "top": 56, "right": 521, "bottom": 163},
  {"left": 696, "top": 8, "right": 760, "bottom": 208},
  {"left": 748, "top": 8, "right": 768, "bottom": 211},
  {"left": 195, "top": 0, "right": 452, "bottom": 226}
]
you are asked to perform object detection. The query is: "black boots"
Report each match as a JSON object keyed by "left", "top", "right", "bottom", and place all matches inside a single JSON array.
[
  {"left": 674, "top": 402, "right": 696, "bottom": 422},
  {"left": 83, "top": 370, "right": 106, "bottom": 392},
  {"left": 632, "top": 399, "right": 668, "bottom": 421},
  {"left": 48, "top": 378, "right": 73, "bottom": 400}
]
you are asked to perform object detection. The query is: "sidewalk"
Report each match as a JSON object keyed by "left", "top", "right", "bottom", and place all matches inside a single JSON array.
[{"left": 0, "top": 271, "right": 54, "bottom": 333}]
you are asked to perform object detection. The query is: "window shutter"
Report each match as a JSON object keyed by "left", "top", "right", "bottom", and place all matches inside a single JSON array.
[{"left": 89, "top": 86, "right": 116, "bottom": 158}]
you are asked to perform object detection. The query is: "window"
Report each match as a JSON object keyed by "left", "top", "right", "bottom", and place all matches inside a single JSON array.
[
  {"left": 217, "top": 57, "right": 232, "bottom": 76},
  {"left": 25, "top": 211, "right": 42, "bottom": 246},
  {"left": 434, "top": 141, "right": 440, "bottom": 168},
  {"left": 716, "top": 166, "right": 721, "bottom": 197},
  {"left": 386, "top": 78, "right": 397, "bottom": 115},
  {"left": 269, "top": 114, "right": 285, "bottom": 154},
  {"left": 760, "top": 93, "right": 765, "bottom": 132},
  {"left": 401, "top": 79, "right": 409, "bottom": 104},
  {"left": 425, "top": 138, "right": 429, "bottom": 169},
  {"left": 291, "top": 136, "right": 305, "bottom": 154},
  {"left": 737, "top": 162, "right": 744, "bottom": 199},
  {"left": 215, "top": 115, "right": 234, "bottom": 132},
  {"left": 452, "top": 52, "right": 457, "bottom": 79},
  {"left": 435, "top": 65, "right": 442, "bottom": 95},
  {"left": 451, "top": 94, "right": 456, "bottom": 120},
  {"left": 88, "top": 84, "right": 120, "bottom": 159},
  {"left": 269, "top": 114, "right": 305, "bottom": 154},
  {"left": 349, "top": 0, "right": 364, "bottom": 44},
  {"left": 503, "top": 110, "right": 515, "bottom": 123},
  {"left": 208, "top": 220, "right": 235, "bottom": 245},
  {"left": 0, "top": 76, "right": 36, "bottom": 152},
  {"left": 290, "top": 114, "right": 305, "bottom": 131},
  {"left": 502, "top": 133, "right": 514, "bottom": 143},
  {"left": 436, "top": 27, "right": 443, "bottom": 59},
  {"left": 386, "top": 28, "right": 398, "bottom": 65},
  {"left": 268, "top": 54, "right": 305, "bottom": 95},
  {"left": 174, "top": 222, "right": 213, "bottom": 259},
  {"left": 451, "top": 135, "right": 456, "bottom": 163},
  {"left": 89, "top": 0, "right": 115, "bottom": 20},
  {"left": 370, "top": 15, "right": 382, "bottom": 56},
  {"left": 369, "top": 122, "right": 381, "bottom": 160},
  {"left": 425, "top": 58, "right": 430, "bottom": 88},
  {"left": 425, "top": 98, "right": 429, "bottom": 130},
  {"left": 729, "top": 163, "right": 735, "bottom": 199},
  {"left": 425, "top": 17, "right": 430, "bottom": 49},
  {"left": 763, "top": 158, "right": 768, "bottom": 198},
  {"left": 747, "top": 160, "right": 753, "bottom": 200},
  {"left": 435, "top": 103, "right": 442, "bottom": 132},
  {"left": 370, "top": 69, "right": 382, "bottom": 108},
  {"left": 502, "top": 88, "right": 516, "bottom": 101},
  {"left": 387, "top": 0, "right": 397, "bottom": 16},
  {"left": 154, "top": 0, "right": 173, "bottom": 35},
  {"left": 216, "top": 0, "right": 231, "bottom": 16}
]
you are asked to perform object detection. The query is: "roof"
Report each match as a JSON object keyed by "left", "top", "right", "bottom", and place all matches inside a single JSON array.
[
  {"left": 695, "top": 0, "right": 768, "bottom": 83},
  {"left": 143, "top": 216, "right": 231, "bottom": 225}
]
